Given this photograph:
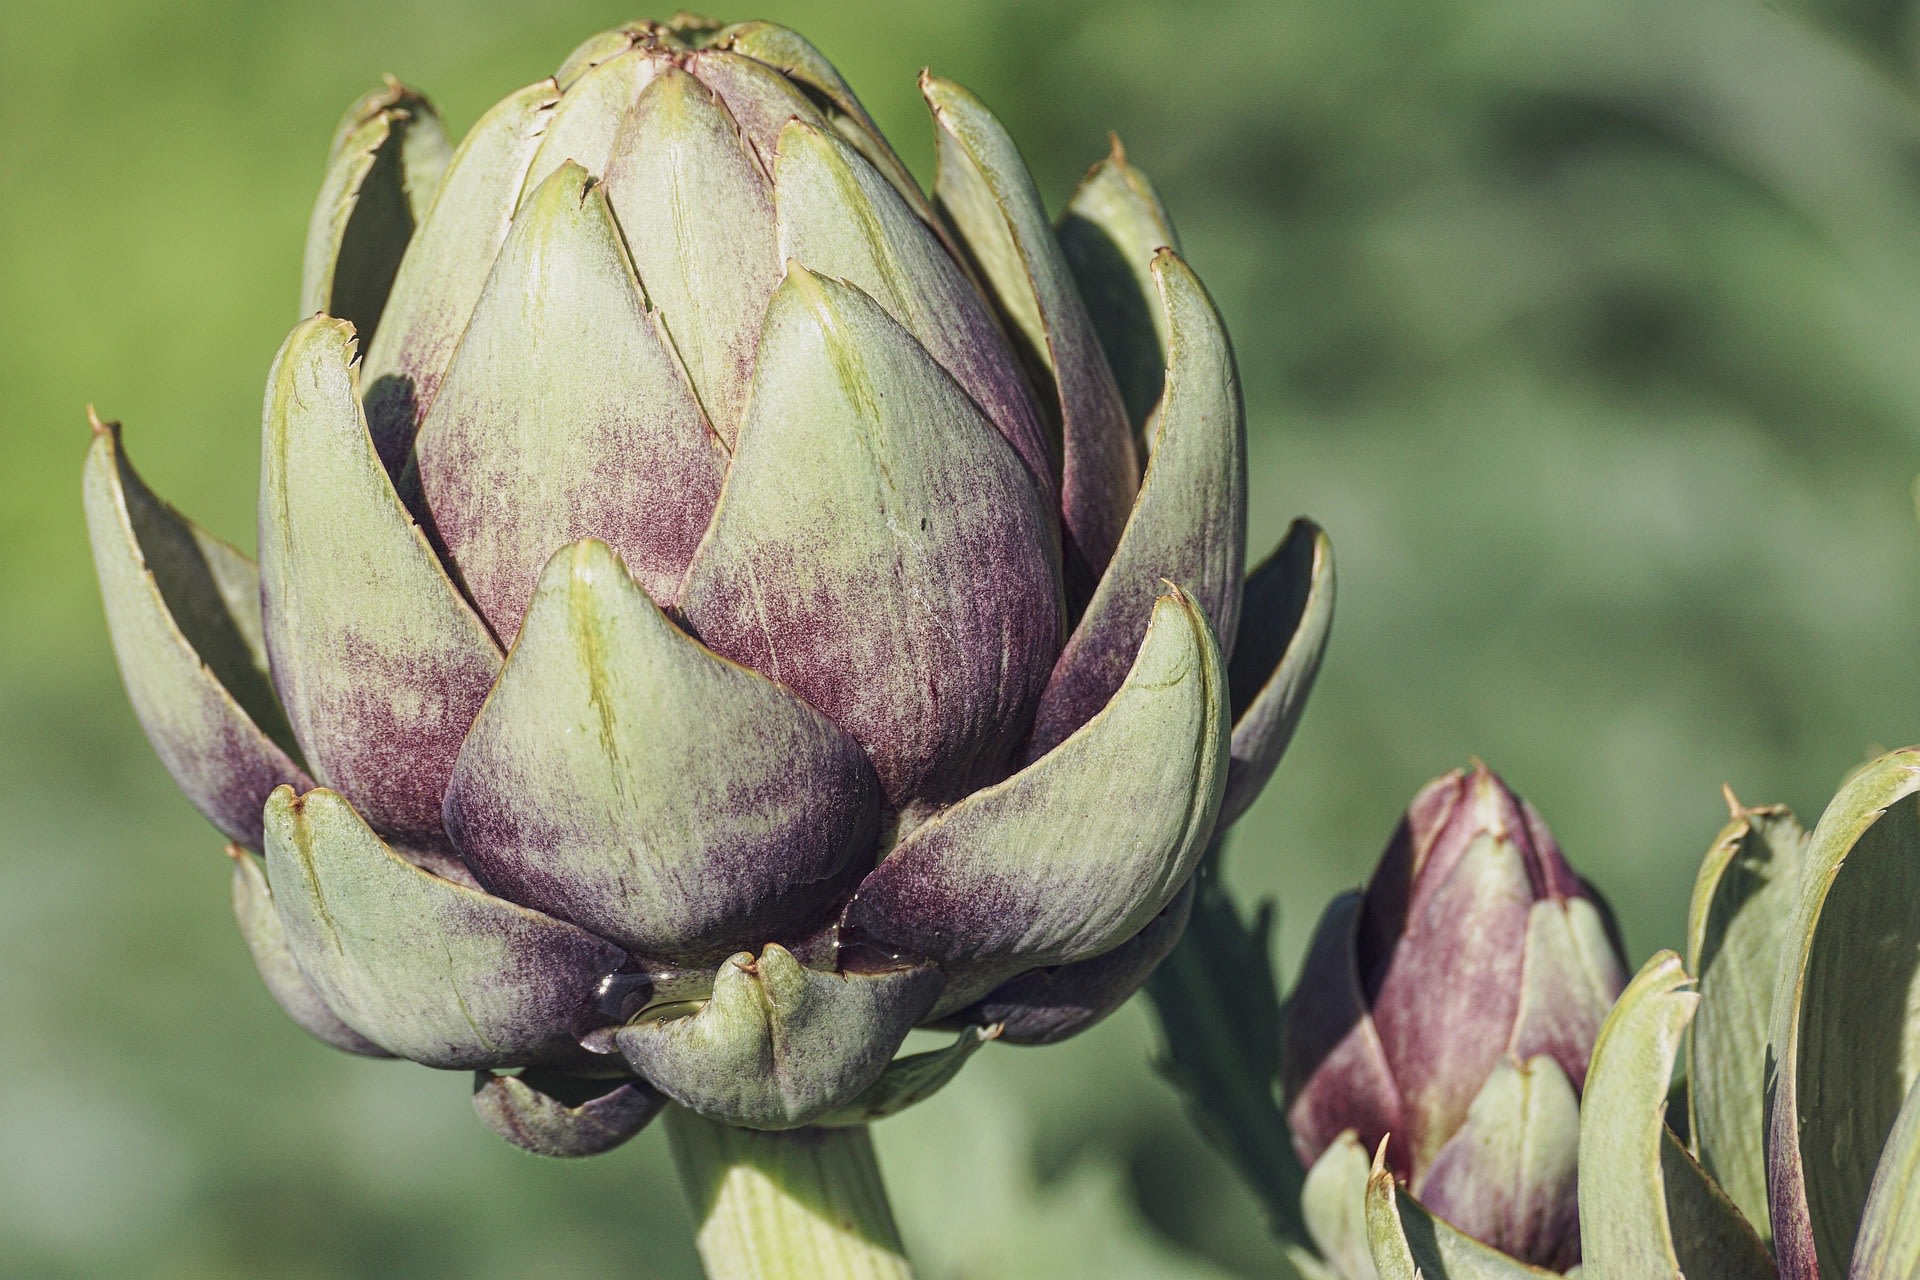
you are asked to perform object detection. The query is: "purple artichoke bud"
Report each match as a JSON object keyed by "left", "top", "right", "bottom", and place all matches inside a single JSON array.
[
  {"left": 82, "top": 16, "right": 1336, "bottom": 1146},
  {"left": 1282, "top": 764, "right": 1627, "bottom": 1270}
]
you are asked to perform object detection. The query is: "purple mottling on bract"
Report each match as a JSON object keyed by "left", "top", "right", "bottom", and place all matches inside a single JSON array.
[
  {"left": 962, "top": 877, "right": 1194, "bottom": 1045},
  {"left": 1359, "top": 768, "right": 1540, "bottom": 1173},
  {"left": 1281, "top": 891, "right": 1409, "bottom": 1172},
  {"left": 1507, "top": 902, "right": 1624, "bottom": 1094},
  {"left": 165, "top": 711, "right": 311, "bottom": 853},
  {"left": 1418, "top": 1107, "right": 1581, "bottom": 1271},
  {"left": 688, "top": 49, "right": 826, "bottom": 172},
  {"left": 278, "top": 625, "right": 496, "bottom": 855},
  {"left": 418, "top": 403, "right": 725, "bottom": 636},
  {"left": 445, "top": 725, "right": 878, "bottom": 965},
  {"left": 1769, "top": 1081, "right": 1820, "bottom": 1280},
  {"left": 676, "top": 279, "right": 1065, "bottom": 811}
]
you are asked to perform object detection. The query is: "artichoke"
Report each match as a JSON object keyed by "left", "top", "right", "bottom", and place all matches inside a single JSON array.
[
  {"left": 1575, "top": 753, "right": 1920, "bottom": 1279},
  {"left": 82, "top": 14, "right": 1333, "bottom": 1151},
  {"left": 1281, "top": 764, "right": 1627, "bottom": 1275}
]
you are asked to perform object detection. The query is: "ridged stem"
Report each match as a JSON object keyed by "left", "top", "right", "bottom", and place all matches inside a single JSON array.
[{"left": 666, "top": 1107, "right": 915, "bottom": 1280}]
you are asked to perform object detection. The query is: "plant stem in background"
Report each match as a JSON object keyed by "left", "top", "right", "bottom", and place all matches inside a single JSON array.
[
  {"left": 1144, "top": 871, "right": 1309, "bottom": 1246},
  {"left": 665, "top": 1108, "right": 915, "bottom": 1280}
]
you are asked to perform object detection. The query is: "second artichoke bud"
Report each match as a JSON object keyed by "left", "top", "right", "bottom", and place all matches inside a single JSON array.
[{"left": 1281, "top": 764, "right": 1627, "bottom": 1274}]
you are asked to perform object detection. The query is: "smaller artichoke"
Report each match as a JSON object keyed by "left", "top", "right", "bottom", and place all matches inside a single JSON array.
[{"left": 1281, "top": 764, "right": 1628, "bottom": 1276}]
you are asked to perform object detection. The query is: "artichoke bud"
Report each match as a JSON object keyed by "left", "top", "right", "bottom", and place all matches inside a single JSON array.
[
  {"left": 1282, "top": 764, "right": 1628, "bottom": 1272},
  {"left": 84, "top": 15, "right": 1335, "bottom": 1147}
]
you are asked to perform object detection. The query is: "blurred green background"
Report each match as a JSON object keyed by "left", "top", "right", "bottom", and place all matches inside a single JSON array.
[{"left": 8, "top": 0, "right": 1920, "bottom": 1275}]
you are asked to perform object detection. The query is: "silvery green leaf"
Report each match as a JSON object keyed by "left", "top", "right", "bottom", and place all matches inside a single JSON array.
[
  {"left": 1578, "top": 951, "right": 1772, "bottom": 1279},
  {"left": 229, "top": 847, "right": 386, "bottom": 1056},
  {"left": 444, "top": 538, "right": 878, "bottom": 961},
  {"left": 518, "top": 46, "right": 656, "bottom": 204},
  {"left": 410, "top": 160, "right": 725, "bottom": 635},
  {"left": 1851, "top": 1070, "right": 1920, "bottom": 1279},
  {"left": 1026, "top": 249, "right": 1246, "bottom": 757},
  {"left": 1217, "top": 520, "right": 1335, "bottom": 830},
  {"left": 1765, "top": 747, "right": 1920, "bottom": 1278},
  {"left": 1685, "top": 799, "right": 1808, "bottom": 1245},
  {"left": 1415, "top": 1056, "right": 1580, "bottom": 1271},
  {"left": 470, "top": 1069, "right": 664, "bottom": 1158},
  {"left": 82, "top": 418, "right": 310, "bottom": 849},
  {"left": 1057, "top": 136, "right": 1182, "bottom": 435},
  {"left": 302, "top": 79, "right": 449, "bottom": 345},
  {"left": 922, "top": 72, "right": 1137, "bottom": 598},
  {"left": 961, "top": 877, "right": 1193, "bottom": 1045},
  {"left": 677, "top": 267, "right": 1062, "bottom": 813},
  {"left": 1364, "top": 1140, "right": 1560, "bottom": 1279},
  {"left": 263, "top": 786, "right": 625, "bottom": 1069},
  {"left": 684, "top": 47, "right": 829, "bottom": 173},
  {"left": 716, "top": 20, "right": 937, "bottom": 230},
  {"left": 1301, "top": 1132, "right": 1380, "bottom": 1280},
  {"left": 814, "top": 1025, "right": 1001, "bottom": 1128},
  {"left": 844, "top": 588, "right": 1227, "bottom": 1013},
  {"left": 601, "top": 62, "right": 777, "bottom": 449},
  {"left": 258, "top": 317, "right": 501, "bottom": 854},
  {"left": 772, "top": 117, "right": 1053, "bottom": 494},
  {"left": 360, "top": 79, "right": 559, "bottom": 470},
  {"left": 616, "top": 945, "right": 942, "bottom": 1130}
]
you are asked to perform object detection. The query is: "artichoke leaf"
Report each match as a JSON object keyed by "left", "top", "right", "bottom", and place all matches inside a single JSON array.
[
  {"left": 1414, "top": 1057, "right": 1580, "bottom": 1272},
  {"left": 1026, "top": 249, "right": 1246, "bottom": 757},
  {"left": 813, "top": 1024, "right": 1000, "bottom": 1128},
  {"left": 259, "top": 316, "right": 502, "bottom": 854},
  {"left": 517, "top": 46, "right": 658, "bottom": 208},
  {"left": 960, "top": 877, "right": 1195, "bottom": 1046},
  {"left": 678, "top": 267, "right": 1063, "bottom": 812},
  {"left": 1577, "top": 951, "right": 1772, "bottom": 1280},
  {"left": 842, "top": 588, "right": 1227, "bottom": 1013},
  {"left": 470, "top": 1068, "right": 664, "bottom": 1158},
  {"left": 923, "top": 73, "right": 1137, "bottom": 598},
  {"left": 1685, "top": 799, "right": 1808, "bottom": 1244},
  {"left": 1766, "top": 747, "right": 1920, "bottom": 1278},
  {"left": 263, "top": 786, "right": 625, "bottom": 1069},
  {"left": 1301, "top": 1132, "right": 1381, "bottom": 1280},
  {"left": 1851, "top": 1070, "right": 1920, "bottom": 1279},
  {"left": 360, "top": 79, "right": 560, "bottom": 470},
  {"left": 82, "top": 418, "right": 312, "bottom": 850},
  {"left": 445, "top": 538, "right": 878, "bottom": 960},
  {"left": 229, "top": 847, "right": 387, "bottom": 1056},
  {"left": 615, "top": 944, "right": 942, "bottom": 1130},
  {"left": 411, "top": 159, "right": 726, "bottom": 635},
  {"left": 1365, "top": 1139, "right": 1562, "bottom": 1279},
  {"left": 302, "top": 79, "right": 449, "bottom": 346},
  {"left": 1217, "top": 519, "right": 1335, "bottom": 831},
  {"left": 773, "top": 118, "right": 1053, "bottom": 498},
  {"left": 716, "top": 20, "right": 938, "bottom": 232},
  {"left": 1057, "top": 135, "right": 1182, "bottom": 437},
  {"left": 603, "top": 63, "right": 778, "bottom": 449}
]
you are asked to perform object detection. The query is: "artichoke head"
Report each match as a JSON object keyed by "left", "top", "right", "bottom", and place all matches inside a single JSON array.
[
  {"left": 1282, "top": 764, "right": 1627, "bottom": 1274},
  {"left": 82, "top": 16, "right": 1334, "bottom": 1152}
]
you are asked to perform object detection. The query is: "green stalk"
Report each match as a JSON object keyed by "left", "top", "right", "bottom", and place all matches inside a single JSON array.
[{"left": 666, "top": 1107, "right": 915, "bottom": 1280}]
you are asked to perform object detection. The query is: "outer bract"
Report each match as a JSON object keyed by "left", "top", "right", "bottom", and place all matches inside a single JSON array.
[
  {"left": 1282, "top": 765, "right": 1627, "bottom": 1274},
  {"left": 83, "top": 15, "right": 1333, "bottom": 1152}
]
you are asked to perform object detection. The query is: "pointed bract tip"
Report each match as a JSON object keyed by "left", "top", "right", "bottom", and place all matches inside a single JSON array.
[
  {"left": 86, "top": 404, "right": 117, "bottom": 438},
  {"left": 1370, "top": 1134, "right": 1393, "bottom": 1178},
  {"left": 1721, "top": 782, "right": 1744, "bottom": 820},
  {"left": 1106, "top": 130, "right": 1127, "bottom": 165},
  {"left": 223, "top": 842, "right": 249, "bottom": 863}
]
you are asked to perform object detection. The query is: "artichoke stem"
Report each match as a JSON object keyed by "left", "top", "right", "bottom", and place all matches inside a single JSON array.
[{"left": 666, "top": 1107, "right": 915, "bottom": 1280}]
